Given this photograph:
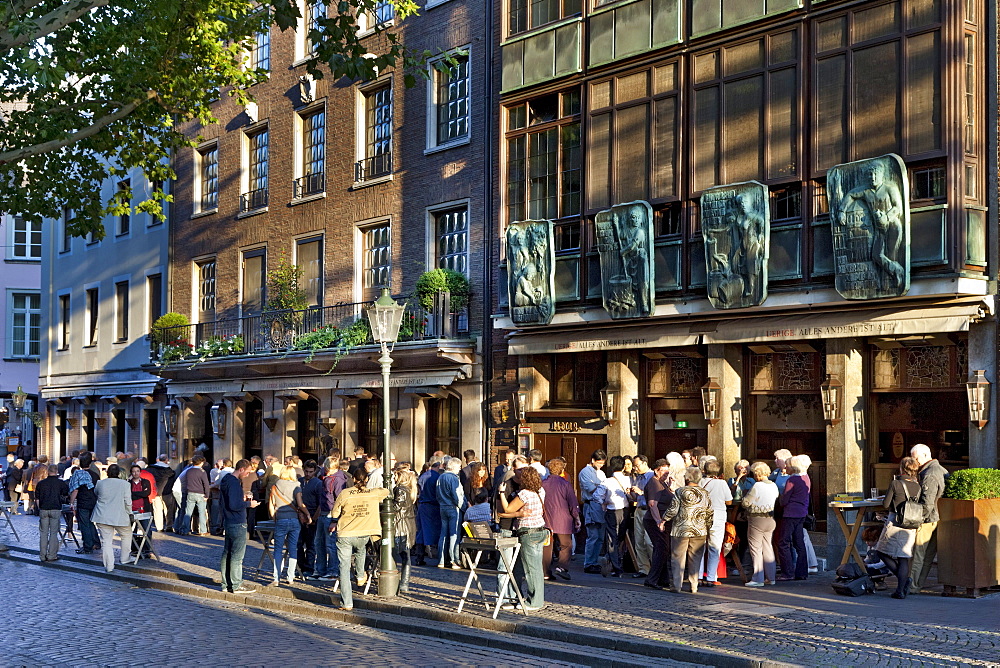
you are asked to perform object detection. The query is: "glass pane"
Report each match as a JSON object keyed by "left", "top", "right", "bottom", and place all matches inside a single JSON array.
[
  {"left": 768, "top": 67, "right": 797, "bottom": 179},
  {"left": 811, "top": 222, "right": 834, "bottom": 276},
  {"left": 769, "top": 30, "right": 796, "bottom": 64},
  {"left": 694, "top": 86, "right": 719, "bottom": 190},
  {"left": 587, "top": 113, "right": 611, "bottom": 210},
  {"left": 852, "top": 41, "right": 900, "bottom": 159},
  {"left": 654, "top": 241, "right": 681, "bottom": 290},
  {"left": 853, "top": 2, "right": 899, "bottom": 44},
  {"left": 815, "top": 55, "right": 846, "bottom": 170},
  {"left": 768, "top": 226, "right": 802, "bottom": 279},
  {"left": 816, "top": 16, "right": 846, "bottom": 52},
  {"left": 652, "top": 96, "right": 677, "bottom": 199},
  {"left": 725, "top": 38, "right": 763, "bottom": 76},
  {"left": 554, "top": 255, "right": 580, "bottom": 301},
  {"left": 615, "top": 104, "right": 648, "bottom": 202},
  {"left": 906, "top": 31, "right": 941, "bottom": 155},
  {"left": 723, "top": 75, "right": 763, "bottom": 183}
]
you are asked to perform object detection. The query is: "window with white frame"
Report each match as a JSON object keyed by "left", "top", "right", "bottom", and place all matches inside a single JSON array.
[
  {"left": 250, "top": 22, "right": 270, "bottom": 71},
  {"left": 197, "top": 143, "right": 219, "bottom": 212},
  {"left": 307, "top": 0, "right": 325, "bottom": 53},
  {"left": 434, "top": 207, "right": 468, "bottom": 275},
  {"left": 360, "top": 0, "right": 393, "bottom": 32},
  {"left": 85, "top": 287, "right": 99, "bottom": 346},
  {"left": 147, "top": 178, "right": 165, "bottom": 226},
  {"left": 242, "top": 127, "right": 269, "bottom": 212},
  {"left": 58, "top": 294, "right": 70, "bottom": 351},
  {"left": 61, "top": 208, "right": 72, "bottom": 253},
  {"left": 196, "top": 258, "right": 217, "bottom": 322},
  {"left": 361, "top": 222, "right": 390, "bottom": 302},
  {"left": 357, "top": 85, "right": 391, "bottom": 181},
  {"left": 296, "top": 237, "right": 323, "bottom": 306},
  {"left": 295, "top": 107, "right": 325, "bottom": 197},
  {"left": 9, "top": 291, "right": 41, "bottom": 358},
  {"left": 115, "top": 281, "right": 129, "bottom": 342},
  {"left": 146, "top": 274, "right": 162, "bottom": 333},
  {"left": 116, "top": 179, "right": 130, "bottom": 236},
  {"left": 10, "top": 216, "right": 42, "bottom": 260},
  {"left": 430, "top": 53, "right": 470, "bottom": 148}
]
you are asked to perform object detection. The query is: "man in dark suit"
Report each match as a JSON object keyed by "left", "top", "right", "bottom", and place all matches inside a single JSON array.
[{"left": 492, "top": 449, "right": 516, "bottom": 492}]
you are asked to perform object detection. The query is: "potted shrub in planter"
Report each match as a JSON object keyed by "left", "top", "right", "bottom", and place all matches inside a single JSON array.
[
  {"left": 936, "top": 467, "right": 1000, "bottom": 597},
  {"left": 415, "top": 268, "right": 470, "bottom": 336},
  {"left": 151, "top": 312, "right": 191, "bottom": 363}
]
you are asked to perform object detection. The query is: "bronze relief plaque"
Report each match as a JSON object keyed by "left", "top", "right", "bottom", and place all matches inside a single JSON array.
[
  {"left": 595, "top": 200, "right": 655, "bottom": 319},
  {"left": 700, "top": 181, "right": 770, "bottom": 309},
  {"left": 506, "top": 219, "right": 556, "bottom": 326},
  {"left": 828, "top": 154, "right": 910, "bottom": 300}
]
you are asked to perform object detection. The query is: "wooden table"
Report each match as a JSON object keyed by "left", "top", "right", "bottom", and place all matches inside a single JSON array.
[{"left": 829, "top": 499, "right": 884, "bottom": 568}]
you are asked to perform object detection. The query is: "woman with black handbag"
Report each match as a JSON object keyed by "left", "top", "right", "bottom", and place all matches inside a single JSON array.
[{"left": 875, "top": 457, "right": 922, "bottom": 599}]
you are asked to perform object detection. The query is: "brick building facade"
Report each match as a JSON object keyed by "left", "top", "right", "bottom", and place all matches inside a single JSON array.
[{"left": 158, "top": 0, "right": 491, "bottom": 467}]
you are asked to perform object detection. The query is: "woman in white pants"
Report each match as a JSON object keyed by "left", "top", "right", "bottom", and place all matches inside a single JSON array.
[
  {"left": 742, "top": 462, "right": 779, "bottom": 587},
  {"left": 91, "top": 464, "right": 134, "bottom": 573}
]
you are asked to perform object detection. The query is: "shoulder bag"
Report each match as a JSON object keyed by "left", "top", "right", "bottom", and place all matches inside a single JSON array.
[{"left": 270, "top": 485, "right": 312, "bottom": 525}]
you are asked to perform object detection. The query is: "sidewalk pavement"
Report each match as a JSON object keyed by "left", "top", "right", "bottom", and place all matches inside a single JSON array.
[{"left": 3, "top": 513, "right": 998, "bottom": 667}]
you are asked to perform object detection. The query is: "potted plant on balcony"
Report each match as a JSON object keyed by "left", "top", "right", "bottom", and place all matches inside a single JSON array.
[
  {"left": 415, "top": 268, "right": 470, "bottom": 311},
  {"left": 264, "top": 257, "right": 309, "bottom": 348},
  {"left": 936, "top": 467, "right": 1000, "bottom": 597},
  {"left": 151, "top": 312, "right": 191, "bottom": 364}
]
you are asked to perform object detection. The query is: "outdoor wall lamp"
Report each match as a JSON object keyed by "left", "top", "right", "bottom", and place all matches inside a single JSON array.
[
  {"left": 600, "top": 384, "right": 619, "bottom": 425},
  {"left": 162, "top": 404, "right": 178, "bottom": 435},
  {"left": 210, "top": 403, "right": 227, "bottom": 438},
  {"left": 514, "top": 386, "right": 528, "bottom": 423},
  {"left": 700, "top": 378, "right": 722, "bottom": 426},
  {"left": 820, "top": 373, "right": 844, "bottom": 426},
  {"left": 966, "top": 370, "right": 990, "bottom": 429}
]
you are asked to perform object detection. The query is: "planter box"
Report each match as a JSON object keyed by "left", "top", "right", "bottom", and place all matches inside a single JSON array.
[{"left": 936, "top": 497, "right": 1000, "bottom": 596}]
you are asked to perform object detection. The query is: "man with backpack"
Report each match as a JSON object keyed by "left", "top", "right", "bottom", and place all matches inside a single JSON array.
[{"left": 68, "top": 452, "right": 101, "bottom": 554}]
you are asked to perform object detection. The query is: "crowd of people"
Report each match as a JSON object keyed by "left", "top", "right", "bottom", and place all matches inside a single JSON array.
[{"left": 0, "top": 440, "right": 950, "bottom": 608}]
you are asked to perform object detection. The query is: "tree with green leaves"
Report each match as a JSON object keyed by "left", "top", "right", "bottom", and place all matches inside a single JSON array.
[{"left": 0, "top": 0, "right": 421, "bottom": 238}]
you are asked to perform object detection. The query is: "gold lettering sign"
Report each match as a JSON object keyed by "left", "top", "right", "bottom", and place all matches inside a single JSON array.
[{"left": 551, "top": 421, "right": 580, "bottom": 432}]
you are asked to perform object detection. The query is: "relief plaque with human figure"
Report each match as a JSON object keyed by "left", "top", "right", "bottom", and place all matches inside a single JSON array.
[
  {"left": 700, "top": 181, "right": 770, "bottom": 309},
  {"left": 595, "top": 200, "right": 655, "bottom": 319},
  {"left": 506, "top": 220, "right": 556, "bottom": 326},
  {"left": 827, "top": 154, "right": 910, "bottom": 300}
]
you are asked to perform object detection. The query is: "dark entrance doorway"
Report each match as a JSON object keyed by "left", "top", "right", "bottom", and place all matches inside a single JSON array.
[
  {"left": 144, "top": 408, "right": 159, "bottom": 461},
  {"left": 245, "top": 398, "right": 263, "bottom": 461},
  {"left": 297, "top": 398, "right": 319, "bottom": 462},
  {"left": 533, "top": 433, "right": 605, "bottom": 496}
]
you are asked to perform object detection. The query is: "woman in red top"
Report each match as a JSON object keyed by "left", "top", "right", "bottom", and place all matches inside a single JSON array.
[{"left": 129, "top": 465, "right": 153, "bottom": 560}]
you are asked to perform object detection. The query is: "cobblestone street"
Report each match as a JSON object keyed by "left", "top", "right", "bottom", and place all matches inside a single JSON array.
[{"left": 3, "top": 514, "right": 999, "bottom": 667}]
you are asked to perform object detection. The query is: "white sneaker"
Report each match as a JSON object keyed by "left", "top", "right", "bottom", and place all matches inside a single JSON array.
[
  {"left": 745, "top": 581, "right": 765, "bottom": 587},
  {"left": 808, "top": 566, "right": 819, "bottom": 574}
]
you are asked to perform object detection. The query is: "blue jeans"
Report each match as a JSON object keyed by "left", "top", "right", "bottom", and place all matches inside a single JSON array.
[
  {"left": 516, "top": 528, "right": 548, "bottom": 609},
  {"left": 438, "top": 506, "right": 460, "bottom": 566},
  {"left": 273, "top": 517, "right": 301, "bottom": 581},
  {"left": 77, "top": 506, "right": 98, "bottom": 551},
  {"left": 220, "top": 522, "right": 248, "bottom": 591},
  {"left": 180, "top": 492, "right": 207, "bottom": 535},
  {"left": 337, "top": 535, "right": 369, "bottom": 609},
  {"left": 313, "top": 515, "right": 338, "bottom": 577}
]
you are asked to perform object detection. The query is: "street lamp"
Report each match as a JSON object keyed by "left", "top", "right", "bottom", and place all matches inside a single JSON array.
[
  {"left": 12, "top": 385, "right": 27, "bottom": 413},
  {"left": 700, "top": 378, "right": 722, "bottom": 426},
  {"left": 966, "top": 370, "right": 990, "bottom": 429},
  {"left": 366, "top": 288, "right": 405, "bottom": 597},
  {"left": 600, "top": 384, "right": 619, "bottom": 425},
  {"left": 820, "top": 374, "right": 844, "bottom": 426}
]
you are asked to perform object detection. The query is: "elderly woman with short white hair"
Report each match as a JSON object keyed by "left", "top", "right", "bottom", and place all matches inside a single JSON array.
[{"left": 741, "top": 462, "right": 779, "bottom": 586}]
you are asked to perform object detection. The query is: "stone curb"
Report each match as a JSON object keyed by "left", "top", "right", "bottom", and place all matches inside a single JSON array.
[{"left": 1, "top": 546, "right": 793, "bottom": 668}]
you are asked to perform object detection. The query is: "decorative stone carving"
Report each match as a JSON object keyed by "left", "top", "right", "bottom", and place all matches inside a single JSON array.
[
  {"left": 506, "top": 220, "right": 555, "bottom": 326},
  {"left": 827, "top": 154, "right": 910, "bottom": 300},
  {"left": 700, "top": 181, "right": 769, "bottom": 309},
  {"left": 595, "top": 200, "right": 655, "bottom": 319}
]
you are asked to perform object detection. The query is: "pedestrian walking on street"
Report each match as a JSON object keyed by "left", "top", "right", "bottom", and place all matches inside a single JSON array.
[
  {"left": 329, "top": 467, "right": 390, "bottom": 611},
  {"left": 268, "top": 465, "right": 309, "bottom": 586},
  {"left": 92, "top": 464, "right": 134, "bottom": 573},
  {"left": 177, "top": 455, "right": 210, "bottom": 536},
  {"left": 498, "top": 466, "right": 548, "bottom": 612},
  {"left": 663, "top": 466, "right": 713, "bottom": 594},
  {"left": 219, "top": 459, "right": 260, "bottom": 594},
  {"left": 36, "top": 465, "right": 69, "bottom": 561},
  {"left": 579, "top": 449, "right": 607, "bottom": 574},
  {"left": 3, "top": 458, "right": 23, "bottom": 511},
  {"left": 436, "top": 458, "right": 465, "bottom": 569},
  {"left": 908, "top": 443, "right": 947, "bottom": 595},
  {"left": 69, "top": 452, "right": 101, "bottom": 554},
  {"left": 741, "top": 462, "right": 778, "bottom": 587}
]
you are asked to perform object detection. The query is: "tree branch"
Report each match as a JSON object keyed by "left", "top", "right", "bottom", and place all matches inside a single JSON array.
[
  {"left": 0, "top": 0, "right": 113, "bottom": 52},
  {"left": 0, "top": 90, "right": 155, "bottom": 165}
]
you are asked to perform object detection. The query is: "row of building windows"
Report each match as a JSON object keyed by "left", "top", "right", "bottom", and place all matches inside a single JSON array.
[
  {"left": 197, "top": 52, "right": 471, "bottom": 215},
  {"left": 54, "top": 276, "right": 163, "bottom": 353},
  {"left": 58, "top": 178, "right": 166, "bottom": 255},
  {"left": 191, "top": 206, "right": 468, "bottom": 322}
]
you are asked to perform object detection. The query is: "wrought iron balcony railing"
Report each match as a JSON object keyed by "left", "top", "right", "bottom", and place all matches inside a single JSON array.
[
  {"left": 150, "top": 293, "right": 468, "bottom": 364},
  {"left": 354, "top": 152, "right": 391, "bottom": 182},
  {"left": 293, "top": 172, "right": 325, "bottom": 198},
  {"left": 239, "top": 187, "right": 269, "bottom": 212}
]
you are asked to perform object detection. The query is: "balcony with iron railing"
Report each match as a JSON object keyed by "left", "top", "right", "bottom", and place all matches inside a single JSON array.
[
  {"left": 239, "top": 187, "right": 269, "bottom": 212},
  {"left": 354, "top": 152, "right": 391, "bottom": 182},
  {"left": 150, "top": 293, "right": 468, "bottom": 365},
  {"left": 293, "top": 172, "right": 325, "bottom": 199}
]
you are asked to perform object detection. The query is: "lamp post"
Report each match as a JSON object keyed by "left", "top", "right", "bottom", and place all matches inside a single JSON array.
[{"left": 366, "top": 288, "right": 405, "bottom": 597}]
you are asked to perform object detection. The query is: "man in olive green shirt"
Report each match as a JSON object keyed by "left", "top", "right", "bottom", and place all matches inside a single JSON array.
[{"left": 329, "top": 468, "right": 389, "bottom": 610}]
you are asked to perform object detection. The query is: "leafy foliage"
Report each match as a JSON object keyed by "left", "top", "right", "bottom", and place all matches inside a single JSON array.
[
  {"left": 945, "top": 468, "right": 1000, "bottom": 500},
  {"left": 0, "top": 0, "right": 434, "bottom": 236},
  {"left": 265, "top": 256, "right": 309, "bottom": 313},
  {"left": 414, "top": 268, "right": 470, "bottom": 310},
  {"left": 151, "top": 312, "right": 190, "bottom": 346}
]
